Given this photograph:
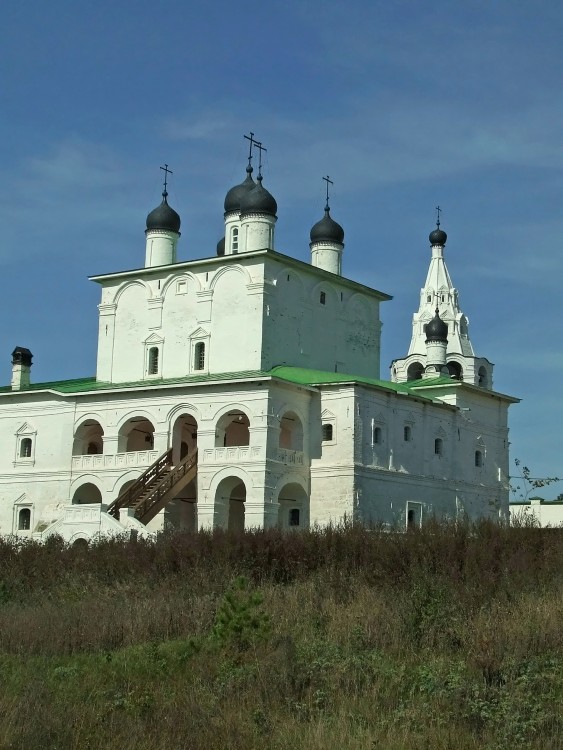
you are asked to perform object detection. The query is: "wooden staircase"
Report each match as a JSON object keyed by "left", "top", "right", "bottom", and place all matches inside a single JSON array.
[{"left": 107, "top": 447, "right": 198, "bottom": 525}]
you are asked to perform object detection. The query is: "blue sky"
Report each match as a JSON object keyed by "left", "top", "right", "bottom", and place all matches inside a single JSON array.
[{"left": 1, "top": 1, "right": 562, "bottom": 498}]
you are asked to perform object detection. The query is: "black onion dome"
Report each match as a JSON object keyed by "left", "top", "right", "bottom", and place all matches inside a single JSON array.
[
  {"left": 240, "top": 176, "right": 277, "bottom": 216},
  {"left": 429, "top": 226, "right": 447, "bottom": 246},
  {"left": 216, "top": 236, "right": 225, "bottom": 256},
  {"left": 146, "top": 192, "right": 181, "bottom": 233},
  {"left": 224, "top": 165, "right": 255, "bottom": 214},
  {"left": 425, "top": 309, "right": 448, "bottom": 342},
  {"left": 310, "top": 207, "right": 344, "bottom": 244}
]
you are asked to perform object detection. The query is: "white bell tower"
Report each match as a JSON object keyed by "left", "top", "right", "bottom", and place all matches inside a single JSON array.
[{"left": 391, "top": 214, "right": 494, "bottom": 387}]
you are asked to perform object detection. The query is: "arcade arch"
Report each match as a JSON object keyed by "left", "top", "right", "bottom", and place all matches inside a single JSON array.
[
  {"left": 171, "top": 413, "right": 198, "bottom": 464},
  {"left": 215, "top": 409, "right": 250, "bottom": 447},
  {"left": 214, "top": 476, "right": 247, "bottom": 532},
  {"left": 73, "top": 420, "right": 104, "bottom": 455},
  {"left": 279, "top": 411, "right": 304, "bottom": 451},
  {"left": 277, "top": 482, "right": 308, "bottom": 530},
  {"left": 118, "top": 417, "right": 155, "bottom": 452},
  {"left": 72, "top": 482, "right": 103, "bottom": 505}
]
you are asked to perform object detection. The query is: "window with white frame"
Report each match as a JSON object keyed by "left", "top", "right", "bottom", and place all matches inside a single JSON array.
[
  {"left": 14, "top": 424, "right": 36, "bottom": 465},
  {"left": 232, "top": 227, "right": 239, "bottom": 252},
  {"left": 406, "top": 501, "right": 422, "bottom": 530}
]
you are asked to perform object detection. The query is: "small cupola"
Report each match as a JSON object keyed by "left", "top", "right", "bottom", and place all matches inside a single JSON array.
[
  {"left": 240, "top": 175, "right": 277, "bottom": 217},
  {"left": 425, "top": 308, "right": 448, "bottom": 343},
  {"left": 429, "top": 210, "right": 447, "bottom": 247},
  {"left": 145, "top": 190, "right": 181, "bottom": 234},
  {"left": 310, "top": 176, "right": 344, "bottom": 275},
  {"left": 216, "top": 236, "right": 225, "bottom": 256},
  {"left": 310, "top": 207, "right": 344, "bottom": 244},
  {"left": 224, "top": 165, "right": 256, "bottom": 215},
  {"left": 144, "top": 165, "right": 181, "bottom": 268}
]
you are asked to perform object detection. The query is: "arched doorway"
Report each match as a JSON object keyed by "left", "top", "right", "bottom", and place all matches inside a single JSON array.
[
  {"left": 171, "top": 413, "right": 198, "bottom": 464},
  {"left": 279, "top": 411, "right": 304, "bottom": 452},
  {"left": 215, "top": 476, "right": 247, "bottom": 532},
  {"left": 215, "top": 410, "right": 250, "bottom": 447},
  {"left": 72, "top": 483, "right": 103, "bottom": 504},
  {"left": 277, "top": 482, "right": 308, "bottom": 530},
  {"left": 73, "top": 420, "right": 104, "bottom": 455},
  {"left": 118, "top": 417, "right": 155, "bottom": 452}
]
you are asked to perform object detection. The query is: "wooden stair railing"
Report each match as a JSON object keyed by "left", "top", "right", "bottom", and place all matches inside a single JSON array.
[
  {"left": 107, "top": 448, "right": 173, "bottom": 519},
  {"left": 133, "top": 448, "right": 198, "bottom": 525}
]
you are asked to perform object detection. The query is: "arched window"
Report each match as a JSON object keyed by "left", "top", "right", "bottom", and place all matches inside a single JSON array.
[
  {"left": 434, "top": 438, "right": 443, "bottom": 456},
  {"left": 475, "top": 450, "right": 483, "bottom": 467},
  {"left": 289, "top": 509, "right": 300, "bottom": 527},
  {"left": 404, "top": 425, "right": 412, "bottom": 442},
  {"left": 148, "top": 347, "right": 159, "bottom": 375},
  {"left": 18, "top": 508, "right": 31, "bottom": 530},
  {"left": 407, "top": 362, "right": 424, "bottom": 381},
  {"left": 478, "top": 366, "right": 488, "bottom": 388},
  {"left": 87, "top": 442, "right": 100, "bottom": 455},
  {"left": 373, "top": 426, "right": 382, "bottom": 444},
  {"left": 322, "top": 423, "right": 333, "bottom": 442},
  {"left": 232, "top": 227, "right": 239, "bottom": 252},
  {"left": 20, "top": 438, "right": 32, "bottom": 458},
  {"left": 194, "top": 342, "right": 205, "bottom": 371},
  {"left": 320, "top": 291, "right": 326, "bottom": 305},
  {"left": 447, "top": 361, "right": 463, "bottom": 380}
]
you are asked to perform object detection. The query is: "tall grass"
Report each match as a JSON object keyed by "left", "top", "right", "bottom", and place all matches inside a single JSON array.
[{"left": 0, "top": 520, "right": 562, "bottom": 748}]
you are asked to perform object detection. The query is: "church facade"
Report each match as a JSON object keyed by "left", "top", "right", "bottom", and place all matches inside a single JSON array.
[{"left": 0, "top": 146, "right": 518, "bottom": 542}]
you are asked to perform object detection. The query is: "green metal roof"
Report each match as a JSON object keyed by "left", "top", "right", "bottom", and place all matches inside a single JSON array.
[
  {"left": 0, "top": 365, "right": 499, "bottom": 406},
  {"left": 0, "top": 370, "right": 273, "bottom": 396},
  {"left": 270, "top": 366, "right": 443, "bottom": 401}
]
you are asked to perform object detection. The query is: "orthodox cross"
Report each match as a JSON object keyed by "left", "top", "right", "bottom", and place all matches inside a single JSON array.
[
  {"left": 160, "top": 163, "right": 173, "bottom": 194},
  {"left": 435, "top": 204, "right": 442, "bottom": 227},
  {"left": 243, "top": 132, "right": 258, "bottom": 167},
  {"left": 254, "top": 140, "right": 267, "bottom": 178},
  {"left": 323, "top": 175, "right": 333, "bottom": 210}
]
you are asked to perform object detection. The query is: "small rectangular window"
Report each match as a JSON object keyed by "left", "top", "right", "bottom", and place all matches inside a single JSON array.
[
  {"left": 176, "top": 280, "right": 187, "bottom": 295},
  {"left": 320, "top": 291, "right": 326, "bottom": 305},
  {"left": 194, "top": 342, "right": 205, "bottom": 371},
  {"left": 404, "top": 425, "right": 412, "bottom": 442},
  {"left": 322, "top": 423, "right": 333, "bottom": 442},
  {"left": 373, "top": 426, "right": 382, "bottom": 444},
  {"left": 20, "top": 438, "right": 32, "bottom": 458},
  {"left": 289, "top": 509, "right": 300, "bottom": 526}
]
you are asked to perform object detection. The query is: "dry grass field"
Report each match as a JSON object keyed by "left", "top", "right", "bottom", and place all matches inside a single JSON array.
[{"left": 0, "top": 520, "right": 562, "bottom": 749}]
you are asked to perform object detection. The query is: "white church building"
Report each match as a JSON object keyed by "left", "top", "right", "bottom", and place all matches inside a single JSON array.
[{"left": 0, "top": 143, "right": 518, "bottom": 543}]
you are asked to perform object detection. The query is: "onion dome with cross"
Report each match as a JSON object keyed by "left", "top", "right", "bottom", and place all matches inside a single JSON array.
[
  {"left": 429, "top": 207, "right": 447, "bottom": 246},
  {"left": 146, "top": 164, "right": 181, "bottom": 234}
]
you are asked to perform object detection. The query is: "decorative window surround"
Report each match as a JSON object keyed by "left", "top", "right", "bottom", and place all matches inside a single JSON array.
[
  {"left": 143, "top": 333, "right": 164, "bottom": 379},
  {"left": 189, "top": 327, "right": 210, "bottom": 374},
  {"left": 14, "top": 423, "right": 37, "bottom": 466}
]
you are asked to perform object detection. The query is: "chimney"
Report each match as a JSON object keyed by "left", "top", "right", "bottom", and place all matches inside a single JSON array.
[{"left": 11, "top": 347, "right": 33, "bottom": 391}]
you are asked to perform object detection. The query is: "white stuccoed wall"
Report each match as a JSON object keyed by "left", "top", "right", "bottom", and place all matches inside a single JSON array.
[{"left": 92, "top": 250, "right": 387, "bottom": 385}]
